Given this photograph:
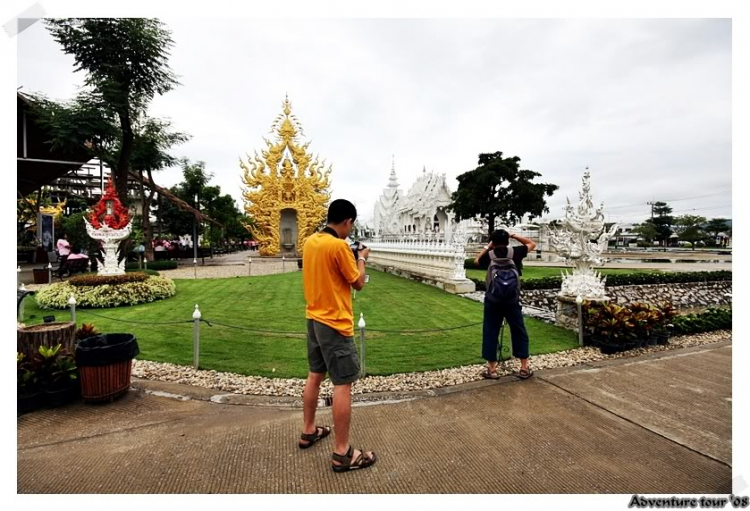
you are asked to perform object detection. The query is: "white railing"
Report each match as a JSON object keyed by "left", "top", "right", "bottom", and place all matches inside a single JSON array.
[{"left": 366, "top": 238, "right": 468, "bottom": 282}]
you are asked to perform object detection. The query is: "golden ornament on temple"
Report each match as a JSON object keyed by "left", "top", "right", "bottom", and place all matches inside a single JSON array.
[{"left": 240, "top": 96, "right": 332, "bottom": 257}]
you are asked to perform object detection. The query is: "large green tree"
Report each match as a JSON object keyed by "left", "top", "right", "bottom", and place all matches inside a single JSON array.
[
  {"left": 704, "top": 218, "right": 731, "bottom": 244},
  {"left": 649, "top": 201, "right": 674, "bottom": 247},
  {"left": 447, "top": 152, "right": 559, "bottom": 237},
  {"left": 131, "top": 118, "right": 189, "bottom": 260},
  {"left": 631, "top": 221, "right": 659, "bottom": 245},
  {"left": 45, "top": 18, "right": 178, "bottom": 205},
  {"left": 673, "top": 215, "right": 707, "bottom": 250}
]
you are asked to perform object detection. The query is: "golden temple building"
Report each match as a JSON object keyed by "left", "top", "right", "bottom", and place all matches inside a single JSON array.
[{"left": 240, "top": 96, "right": 332, "bottom": 257}]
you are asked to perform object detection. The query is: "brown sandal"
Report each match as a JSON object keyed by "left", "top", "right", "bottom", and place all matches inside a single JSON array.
[
  {"left": 515, "top": 368, "right": 534, "bottom": 380},
  {"left": 331, "top": 445, "right": 377, "bottom": 472},
  {"left": 299, "top": 425, "right": 331, "bottom": 449},
  {"left": 481, "top": 368, "right": 500, "bottom": 379}
]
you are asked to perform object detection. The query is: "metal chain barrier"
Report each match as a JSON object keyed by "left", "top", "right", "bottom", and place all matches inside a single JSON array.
[{"left": 78, "top": 308, "right": 193, "bottom": 326}]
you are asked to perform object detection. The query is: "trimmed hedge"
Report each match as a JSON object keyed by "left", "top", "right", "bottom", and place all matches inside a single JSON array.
[
  {"left": 36, "top": 276, "right": 176, "bottom": 309},
  {"left": 672, "top": 307, "right": 732, "bottom": 336},
  {"left": 470, "top": 270, "right": 731, "bottom": 292},
  {"left": 126, "top": 260, "right": 178, "bottom": 271},
  {"left": 127, "top": 268, "right": 160, "bottom": 276},
  {"left": 70, "top": 272, "right": 149, "bottom": 287}
]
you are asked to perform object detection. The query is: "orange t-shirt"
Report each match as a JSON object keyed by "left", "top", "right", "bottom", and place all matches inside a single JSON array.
[{"left": 303, "top": 232, "right": 360, "bottom": 337}]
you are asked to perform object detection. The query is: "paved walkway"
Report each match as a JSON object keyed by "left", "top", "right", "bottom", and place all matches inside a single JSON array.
[{"left": 17, "top": 342, "right": 731, "bottom": 493}]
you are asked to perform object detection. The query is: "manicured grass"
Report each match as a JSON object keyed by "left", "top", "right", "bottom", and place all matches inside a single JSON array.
[
  {"left": 466, "top": 266, "right": 658, "bottom": 281},
  {"left": 22, "top": 270, "right": 578, "bottom": 378}
]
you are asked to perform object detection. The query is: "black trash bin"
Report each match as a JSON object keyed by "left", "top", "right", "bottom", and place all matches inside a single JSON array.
[{"left": 76, "top": 334, "right": 139, "bottom": 403}]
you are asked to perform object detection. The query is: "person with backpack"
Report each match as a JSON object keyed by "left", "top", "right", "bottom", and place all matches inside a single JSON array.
[{"left": 475, "top": 229, "right": 537, "bottom": 380}]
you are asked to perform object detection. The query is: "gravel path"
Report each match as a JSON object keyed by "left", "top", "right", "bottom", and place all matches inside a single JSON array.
[
  {"left": 160, "top": 260, "right": 299, "bottom": 280},
  {"left": 131, "top": 330, "right": 731, "bottom": 397}
]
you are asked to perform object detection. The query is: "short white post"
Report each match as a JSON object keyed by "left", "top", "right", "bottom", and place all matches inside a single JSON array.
[
  {"left": 576, "top": 295, "right": 584, "bottom": 347},
  {"left": 247, "top": 257, "right": 252, "bottom": 276},
  {"left": 17, "top": 266, "right": 21, "bottom": 289},
  {"left": 282, "top": 256, "right": 286, "bottom": 273},
  {"left": 144, "top": 259, "right": 148, "bottom": 271},
  {"left": 47, "top": 262, "right": 52, "bottom": 284},
  {"left": 87, "top": 259, "right": 92, "bottom": 273},
  {"left": 358, "top": 313, "right": 367, "bottom": 378},
  {"left": 192, "top": 304, "right": 202, "bottom": 369},
  {"left": 68, "top": 294, "right": 77, "bottom": 325},
  {"left": 193, "top": 258, "right": 198, "bottom": 279}
]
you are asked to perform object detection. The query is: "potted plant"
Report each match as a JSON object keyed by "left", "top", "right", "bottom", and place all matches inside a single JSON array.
[
  {"left": 586, "top": 302, "right": 633, "bottom": 354},
  {"left": 17, "top": 353, "right": 43, "bottom": 415},
  {"left": 629, "top": 303, "right": 653, "bottom": 348},
  {"left": 76, "top": 333, "right": 139, "bottom": 403},
  {"left": 34, "top": 344, "right": 80, "bottom": 408},
  {"left": 653, "top": 302, "right": 677, "bottom": 345},
  {"left": 75, "top": 323, "right": 100, "bottom": 346}
]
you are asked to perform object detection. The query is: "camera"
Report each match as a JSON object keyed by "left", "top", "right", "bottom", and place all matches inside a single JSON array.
[{"left": 350, "top": 241, "right": 367, "bottom": 261}]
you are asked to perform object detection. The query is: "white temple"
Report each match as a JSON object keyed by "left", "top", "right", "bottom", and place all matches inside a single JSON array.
[{"left": 372, "top": 158, "right": 485, "bottom": 241}]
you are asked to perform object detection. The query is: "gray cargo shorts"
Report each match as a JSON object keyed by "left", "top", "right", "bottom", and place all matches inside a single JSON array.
[{"left": 306, "top": 319, "right": 360, "bottom": 385}]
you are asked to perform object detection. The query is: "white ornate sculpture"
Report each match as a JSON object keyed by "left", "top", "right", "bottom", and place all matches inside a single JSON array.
[
  {"left": 549, "top": 171, "right": 617, "bottom": 299},
  {"left": 84, "top": 177, "right": 132, "bottom": 276},
  {"left": 85, "top": 221, "right": 131, "bottom": 276},
  {"left": 450, "top": 220, "right": 470, "bottom": 281}
]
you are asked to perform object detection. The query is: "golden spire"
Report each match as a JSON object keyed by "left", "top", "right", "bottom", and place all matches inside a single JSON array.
[{"left": 240, "top": 96, "right": 332, "bottom": 257}]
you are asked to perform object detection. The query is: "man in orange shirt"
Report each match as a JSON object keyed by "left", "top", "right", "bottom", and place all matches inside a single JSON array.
[{"left": 299, "top": 199, "right": 377, "bottom": 473}]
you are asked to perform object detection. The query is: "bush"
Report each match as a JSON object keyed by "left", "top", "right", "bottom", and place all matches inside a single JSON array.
[
  {"left": 126, "top": 260, "right": 177, "bottom": 271},
  {"left": 672, "top": 307, "right": 732, "bottom": 336},
  {"left": 464, "top": 258, "right": 480, "bottom": 270},
  {"left": 69, "top": 272, "right": 150, "bottom": 287},
  {"left": 470, "top": 270, "right": 732, "bottom": 291},
  {"left": 127, "top": 268, "right": 160, "bottom": 276},
  {"left": 36, "top": 276, "right": 176, "bottom": 309}
]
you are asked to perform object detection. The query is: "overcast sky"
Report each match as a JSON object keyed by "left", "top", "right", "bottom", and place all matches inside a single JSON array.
[{"left": 17, "top": 18, "right": 732, "bottom": 225}]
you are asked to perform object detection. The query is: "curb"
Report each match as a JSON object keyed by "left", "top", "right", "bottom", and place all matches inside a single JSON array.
[{"left": 129, "top": 339, "right": 731, "bottom": 409}]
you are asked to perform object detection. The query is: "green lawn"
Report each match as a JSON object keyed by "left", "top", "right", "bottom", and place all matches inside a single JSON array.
[
  {"left": 22, "top": 270, "right": 578, "bottom": 378},
  {"left": 466, "top": 266, "right": 658, "bottom": 281}
]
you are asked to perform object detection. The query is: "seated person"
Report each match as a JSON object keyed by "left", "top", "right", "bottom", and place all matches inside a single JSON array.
[
  {"left": 67, "top": 247, "right": 89, "bottom": 261},
  {"left": 56, "top": 234, "right": 71, "bottom": 257}
]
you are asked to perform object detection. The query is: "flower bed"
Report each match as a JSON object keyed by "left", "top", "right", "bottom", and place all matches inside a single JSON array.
[
  {"left": 35, "top": 275, "right": 176, "bottom": 309},
  {"left": 69, "top": 272, "right": 150, "bottom": 287}
]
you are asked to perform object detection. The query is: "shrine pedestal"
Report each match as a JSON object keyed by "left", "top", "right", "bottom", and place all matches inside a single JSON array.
[{"left": 556, "top": 295, "right": 610, "bottom": 332}]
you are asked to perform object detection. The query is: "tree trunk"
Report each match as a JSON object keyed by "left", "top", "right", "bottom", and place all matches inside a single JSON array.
[
  {"left": 487, "top": 215, "right": 495, "bottom": 239},
  {"left": 17, "top": 322, "right": 76, "bottom": 361},
  {"left": 140, "top": 169, "right": 157, "bottom": 262},
  {"left": 116, "top": 108, "right": 133, "bottom": 206}
]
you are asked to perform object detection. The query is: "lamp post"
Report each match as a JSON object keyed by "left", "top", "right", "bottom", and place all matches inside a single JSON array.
[
  {"left": 576, "top": 295, "right": 584, "bottom": 347},
  {"left": 193, "top": 194, "right": 199, "bottom": 269}
]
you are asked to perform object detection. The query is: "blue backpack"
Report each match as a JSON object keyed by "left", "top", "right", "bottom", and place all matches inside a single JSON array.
[{"left": 486, "top": 247, "right": 520, "bottom": 305}]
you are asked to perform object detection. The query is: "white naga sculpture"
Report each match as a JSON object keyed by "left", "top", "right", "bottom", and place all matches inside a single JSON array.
[
  {"left": 84, "top": 178, "right": 132, "bottom": 276},
  {"left": 549, "top": 171, "right": 617, "bottom": 299}
]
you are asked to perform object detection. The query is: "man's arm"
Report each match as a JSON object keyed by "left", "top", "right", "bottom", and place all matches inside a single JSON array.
[
  {"left": 511, "top": 233, "right": 537, "bottom": 252},
  {"left": 351, "top": 247, "right": 371, "bottom": 291},
  {"left": 474, "top": 243, "right": 493, "bottom": 266}
]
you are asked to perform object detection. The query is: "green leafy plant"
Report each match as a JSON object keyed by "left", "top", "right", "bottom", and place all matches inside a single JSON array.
[
  {"left": 76, "top": 323, "right": 100, "bottom": 340},
  {"left": 672, "top": 307, "right": 731, "bottom": 336},
  {"left": 33, "top": 344, "right": 78, "bottom": 389},
  {"left": 17, "top": 353, "right": 39, "bottom": 391}
]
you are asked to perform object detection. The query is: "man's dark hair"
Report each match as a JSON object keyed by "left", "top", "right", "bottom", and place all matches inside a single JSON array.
[
  {"left": 491, "top": 229, "right": 510, "bottom": 246},
  {"left": 327, "top": 199, "right": 357, "bottom": 224}
]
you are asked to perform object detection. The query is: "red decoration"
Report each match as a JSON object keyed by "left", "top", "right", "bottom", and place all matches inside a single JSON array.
[{"left": 88, "top": 177, "right": 130, "bottom": 229}]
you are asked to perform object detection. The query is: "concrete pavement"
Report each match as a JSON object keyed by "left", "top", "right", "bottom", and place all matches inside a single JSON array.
[{"left": 17, "top": 342, "right": 731, "bottom": 493}]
